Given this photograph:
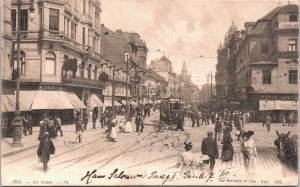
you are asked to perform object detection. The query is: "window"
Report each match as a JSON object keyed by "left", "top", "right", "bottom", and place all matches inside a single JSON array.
[
  {"left": 289, "top": 39, "right": 297, "bottom": 51},
  {"left": 88, "top": 64, "right": 92, "bottom": 79},
  {"left": 71, "top": 22, "right": 77, "bottom": 40},
  {"left": 93, "top": 36, "right": 96, "bottom": 50},
  {"left": 11, "top": 10, "right": 16, "bottom": 31},
  {"left": 262, "top": 70, "right": 271, "bottom": 84},
  {"left": 82, "top": 27, "right": 85, "bottom": 45},
  {"left": 45, "top": 52, "right": 56, "bottom": 75},
  {"left": 49, "top": 9, "right": 59, "bottom": 31},
  {"left": 289, "top": 70, "right": 297, "bottom": 84},
  {"left": 13, "top": 51, "right": 26, "bottom": 75},
  {"left": 261, "top": 42, "right": 269, "bottom": 54},
  {"left": 88, "top": 29, "right": 91, "bottom": 46},
  {"left": 289, "top": 15, "right": 298, "bottom": 22},
  {"left": 20, "top": 9, "right": 28, "bottom": 31},
  {"left": 83, "top": 0, "right": 86, "bottom": 14},
  {"left": 94, "top": 66, "right": 98, "bottom": 80},
  {"left": 66, "top": 18, "right": 70, "bottom": 36}
]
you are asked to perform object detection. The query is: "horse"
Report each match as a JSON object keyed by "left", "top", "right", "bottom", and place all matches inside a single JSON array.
[{"left": 274, "top": 130, "right": 298, "bottom": 176}]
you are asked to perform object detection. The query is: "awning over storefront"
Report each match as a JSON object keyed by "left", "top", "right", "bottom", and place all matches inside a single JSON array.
[
  {"left": 276, "top": 100, "right": 298, "bottom": 110},
  {"left": 61, "top": 91, "right": 86, "bottom": 109},
  {"left": 1, "top": 91, "right": 37, "bottom": 112},
  {"left": 103, "top": 99, "right": 122, "bottom": 107},
  {"left": 259, "top": 100, "right": 298, "bottom": 111},
  {"left": 31, "top": 91, "right": 74, "bottom": 110},
  {"left": 130, "top": 100, "right": 138, "bottom": 105},
  {"left": 90, "top": 93, "right": 105, "bottom": 109}
]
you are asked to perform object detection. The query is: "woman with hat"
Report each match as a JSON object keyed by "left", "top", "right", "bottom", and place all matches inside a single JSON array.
[
  {"left": 241, "top": 130, "right": 257, "bottom": 176},
  {"left": 37, "top": 132, "right": 55, "bottom": 172},
  {"left": 176, "top": 142, "right": 197, "bottom": 176},
  {"left": 124, "top": 117, "right": 132, "bottom": 133},
  {"left": 109, "top": 118, "right": 118, "bottom": 142}
]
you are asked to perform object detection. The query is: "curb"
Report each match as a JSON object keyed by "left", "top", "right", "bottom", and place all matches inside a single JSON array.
[{"left": 2, "top": 144, "right": 39, "bottom": 158}]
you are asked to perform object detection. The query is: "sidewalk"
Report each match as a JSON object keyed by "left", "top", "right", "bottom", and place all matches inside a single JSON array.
[{"left": 1, "top": 112, "right": 159, "bottom": 158}]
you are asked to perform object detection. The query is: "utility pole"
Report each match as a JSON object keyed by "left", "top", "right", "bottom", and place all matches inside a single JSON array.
[
  {"left": 211, "top": 71, "right": 213, "bottom": 112},
  {"left": 112, "top": 66, "right": 115, "bottom": 115},
  {"left": 125, "top": 55, "right": 129, "bottom": 118}
]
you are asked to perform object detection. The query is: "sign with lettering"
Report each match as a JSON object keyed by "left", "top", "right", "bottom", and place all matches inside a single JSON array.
[
  {"left": 258, "top": 95, "right": 298, "bottom": 101},
  {"left": 278, "top": 22, "right": 299, "bottom": 29},
  {"left": 278, "top": 51, "right": 298, "bottom": 59}
]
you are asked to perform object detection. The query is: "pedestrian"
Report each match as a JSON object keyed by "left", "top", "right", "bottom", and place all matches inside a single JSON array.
[
  {"left": 241, "top": 131, "right": 257, "bottom": 176},
  {"left": 282, "top": 113, "right": 286, "bottom": 126},
  {"left": 223, "top": 117, "right": 232, "bottom": 132},
  {"left": 75, "top": 116, "right": 83, "bottom": 143},
  {"left": 55, "top": 115, "right": 63, "bottom": 137},
  {"left": 83, "top": 112, "right": 88, "bottom": 130},
  {"left": 236, "top": 119, "right": 243, "bottom": 141},
  {"left": 144, "top": 105, "right": 147, "bottom": 118},
  {"left": 243, "top": 112, "right": 248, "bottom": 125},
  {"left": 109, "top": 118, "right": 118, "bottom": 142},
  {"left": 176, "top": 142, "right": 197, "bottom": 176},
  {"left": 175, "top": 113, "right": 184, "bottom": 131},
  {"left": 100, "top": 113, "right": 106, "bottom": 128},
  {"left": 201, "top": 112, "right": 208, "bottom": 125},
  {"left": 135, "top": 115, "right": 144, "bottom": 132},
  {"left": 214, "top": 117, "right": 222, "bottom": 141},
  {"left": 21, "top": 114, "right": 28, "bottom": 136},
  {"left": 92, "top": 112, "right": 97, "bottom": 129},
  {"left": 221, "top": 127, "right": 234, "bottom": 161},
  {"left": 262, "top": 113, "right": 266, "bottom": 127},
  {"left": 288, "top": 111, "right": 294, "bottom": 126},
  {"left": 265, "top": 113, "right": 272, "bottom": 132},
  {"left": 37, "top": 132, "right": 55, "bottom": 173},
  {"left": 48, "top": 116, "right": 56, "bottom": 139},
  {"left": 239, "top": 112, "right": 244, "bottom": 129},
  {"left": 147, "top": 105, "right": 151, "bottom": 117},
  {"left": 38, "top": 114, "right": 49, "bottom": 140},
  {"left": 211, "top": 112, "right": 215, "bottom": 124},
  {"left": 206, "top": 112, "right": 211, "bottom": 125},
  {"left": 191, "top": 112, "right": 196, "bottom": 127},
  {"left": 27, "top": 114, "right": 33, "bottom": 135},
  {"left": 201, "top": 131, "right": 219, "bottom": 174},
  {"left": 105, "top": 115, "right": 113, "bottom": 140},
  {"left": 124, "top": 117, "right": 132, "bottom": 133},
  {"left": 195, "top": 112, "right": 200, "bottom": 127}
]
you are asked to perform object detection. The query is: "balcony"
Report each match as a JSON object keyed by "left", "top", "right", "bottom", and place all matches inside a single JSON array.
[{"left": 62, "top": 75, "right": 106, "bottom": 88}]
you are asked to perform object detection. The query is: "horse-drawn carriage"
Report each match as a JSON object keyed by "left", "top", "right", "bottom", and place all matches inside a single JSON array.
[{"left": 157, "top": 98, "right": 185, "bottom": 131}]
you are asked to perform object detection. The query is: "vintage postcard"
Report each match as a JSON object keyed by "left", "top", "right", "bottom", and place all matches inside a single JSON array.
[{"left": 0, "top": 0, "right": 299, "bottom": 186}]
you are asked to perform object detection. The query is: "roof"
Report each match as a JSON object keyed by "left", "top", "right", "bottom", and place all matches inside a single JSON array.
[
  {"left": 260, "top": 4, "right": 298, "bottom": 21},
  {"left": 249, "top": 21, "right": 269, "bottom": 35}
]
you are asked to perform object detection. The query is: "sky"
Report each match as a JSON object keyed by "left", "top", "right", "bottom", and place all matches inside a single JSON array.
[{"left": 101, "top": 0, "right": 297, "bottom": 88}]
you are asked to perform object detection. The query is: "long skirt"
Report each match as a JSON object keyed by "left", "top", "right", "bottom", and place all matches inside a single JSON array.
[
  {"left": 110, "top": 127, "right": 118, "bottom": 139},
  {"left": 221, "top": 143, "right": 234, "bottom": 161}
]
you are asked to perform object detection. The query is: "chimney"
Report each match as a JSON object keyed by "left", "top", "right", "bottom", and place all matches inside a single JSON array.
[{"left": 115, "top": 29, "right": 122, "bottom": 35}]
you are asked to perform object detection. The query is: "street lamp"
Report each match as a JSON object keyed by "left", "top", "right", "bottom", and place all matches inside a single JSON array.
[{"left": 11, "top": 0, "right": 35, "bottom": 147}]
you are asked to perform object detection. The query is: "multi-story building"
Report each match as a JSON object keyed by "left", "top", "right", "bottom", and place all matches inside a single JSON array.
[
  {"left": 200, "top": 83, "right": 216, "bottom": 111},
  {"left": 2, "top": 0, "right": 108, "bottom": 126},
  {"left": 216, "top": 22, "right": 242, "bottom": 108},
  {"left": 235, "top": 4, "right": 298, "bottom": 121},
  {"left": 150, "top": 56, "right": 177, "bottom": 98},
  {"left": 100, "top": 25, "right": 148, "bottom": 106},
  {"left": 144, "top": 69, "right": 168, "bottom": 103}
]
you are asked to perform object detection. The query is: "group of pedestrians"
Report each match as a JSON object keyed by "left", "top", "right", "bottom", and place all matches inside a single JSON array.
[{"left": 21, "top": 114, "right": 33, "bottom": 136}]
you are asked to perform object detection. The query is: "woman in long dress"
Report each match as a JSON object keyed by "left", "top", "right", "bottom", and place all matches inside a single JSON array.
[
  {"left": 176, "top": 142, "right": 197, "bottom": 176},
  {"left": 241, "top": 131, "right": 257, "bottom": 176},
  {"left": 124, "top": 118, "right": 132, "bottom": 133},
  {"left": 110, "top": 119, "right": 118, "bottom": 142},
  {"left": 221, "top": 128, "right": 234, "bottom": 161}
]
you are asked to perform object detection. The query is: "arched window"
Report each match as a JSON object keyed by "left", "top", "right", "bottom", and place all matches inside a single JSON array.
[
  {"left": 45, "top": 51, "right": 56, "bottom": 74},
  {"left": 94, "top": 66, "right": 98, "bottom": 80},
  {"left": 88, "top": 64, "right": 92, "bottom": 79}
]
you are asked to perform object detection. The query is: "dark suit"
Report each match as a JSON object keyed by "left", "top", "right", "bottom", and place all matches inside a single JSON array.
[
  {"left": 37, "top": 138, "right": 55, "bottom": 172},
  {"left": 201, "top": 136, "right": 219, "bottom": 172}
]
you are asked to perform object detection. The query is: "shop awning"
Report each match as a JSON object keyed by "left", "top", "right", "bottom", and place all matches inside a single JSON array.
[
  {"left": 61, "top": 91, "right": 86, "bottom": 109},
  {"left": 130, "top": 100, "right": 138, "bottom": 105},
  {"left": 276, "top": 100, "right": 298, "bottom": 110},
  {"left": 259, "top": 100, "right": 276, "bottom": 111},
  {"left": 259, "top": 100, "right": 298, "bottom": 111},
  {"left": 1, "top": 91, "right": 37, "bottom": 112},
  {"left": 31, "top": 91, "right": 74, "bottom": 110},
  {"left": 90, "top": 93, "right": 105, "bottom": 109},
  {"left": 103, "top": 99, "right": 122, "bottom": 107}
]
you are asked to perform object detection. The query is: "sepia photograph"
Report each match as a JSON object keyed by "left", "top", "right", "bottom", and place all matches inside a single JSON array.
[{"left": 0, "top": 0, "right": 299, "bottom": 186}]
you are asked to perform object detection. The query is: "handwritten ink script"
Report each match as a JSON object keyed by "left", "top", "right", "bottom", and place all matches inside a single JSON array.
[{"left": 81, "top": 167, "right": 234, "bottom": 185}]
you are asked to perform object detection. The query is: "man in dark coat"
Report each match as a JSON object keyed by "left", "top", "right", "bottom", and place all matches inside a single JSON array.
[
  {"left": 100, "top": 113, "right": 106, "bottom": 128},
  {"left": 215, "top": 117, "right": 222, "bottom": 141},
  {"left": 92, "top": 112, "right": 97, "bottom": 129},
  {"left": 135, "top": 115, "right": 144, "bottom": 132},
  {"left": 27, "top": 114, "right": 33, "bottom": 135},
  {"left": 37, "top": 132, "right": 55, "bottom": 172},
  {"left": 201, "top": 131, "right": 219, "bottom": 173}
]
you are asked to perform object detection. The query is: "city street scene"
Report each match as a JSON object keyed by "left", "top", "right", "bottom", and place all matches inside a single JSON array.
[{"left": 1, "top": 0, "right": 299, "bottom": 186}]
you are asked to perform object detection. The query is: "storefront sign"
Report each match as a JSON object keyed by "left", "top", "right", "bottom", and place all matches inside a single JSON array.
[
  {"left": 259, "top": 95, "right": 298, "bottom": 101},
  {"left": 278, "top": 22, "right": 299, "bottom": 29},
  {"left": 278, "top": 51, "right": 298, "bottom": 59}
]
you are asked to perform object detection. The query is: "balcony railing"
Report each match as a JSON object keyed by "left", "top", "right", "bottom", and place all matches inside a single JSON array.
[
  {"left": 278, "top": 22, "right": 299, "bottom": 29},
  {"left": 278, "top": 51, "right": 298, "bottom": 59},
  {"left": 62, "top": 75, "right": 106, "bottom": 88}
]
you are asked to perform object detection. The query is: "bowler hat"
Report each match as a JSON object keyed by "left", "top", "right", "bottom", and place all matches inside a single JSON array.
[{"left": 207, "top": 131, "right": 213, "bottom": 136}]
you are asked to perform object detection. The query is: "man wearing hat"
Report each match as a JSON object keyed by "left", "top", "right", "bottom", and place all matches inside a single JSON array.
[
  {"left": 201, "top": 131, "right": 219, "bottom": 173},
  {"left": 37, "top": 132, "right": 55, "bottom": 172}
]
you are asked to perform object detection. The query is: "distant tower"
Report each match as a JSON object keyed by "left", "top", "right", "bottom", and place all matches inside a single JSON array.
[{"left": 181, "top": 61, "right": 191, "bottom": 82}]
